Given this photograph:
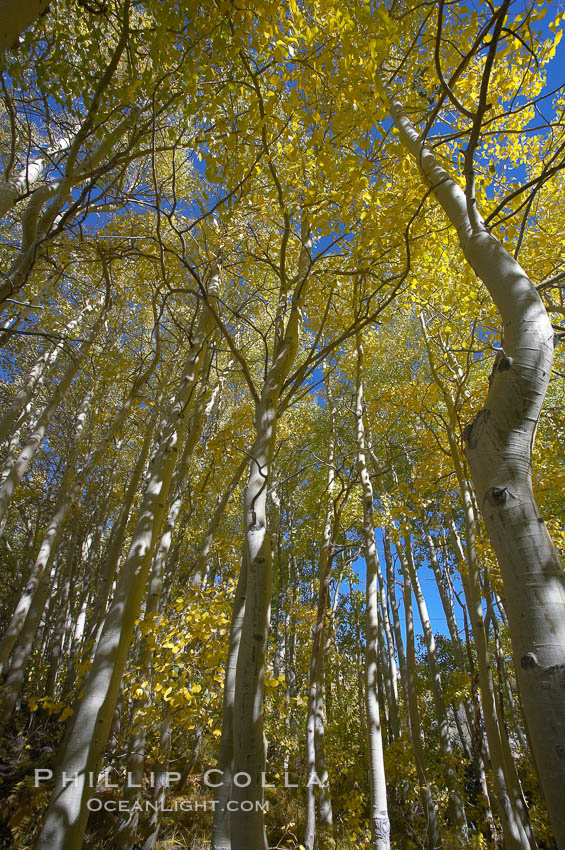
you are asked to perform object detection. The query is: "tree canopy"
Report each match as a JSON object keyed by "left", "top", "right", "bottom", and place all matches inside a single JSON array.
[{"left": 0, "top": 1, "right": 564, "bottom": 849}]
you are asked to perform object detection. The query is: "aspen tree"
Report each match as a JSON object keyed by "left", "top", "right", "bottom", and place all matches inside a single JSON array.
[
  {"left": 36, "top": 262, "right": 220, "bottom": 850},
  {"left": 0, "top": 387, "right": 92, "bottom": 715},
  {"left": 116, "top": 346, "right": 216, "bottom": 848},
  {"left": 304, "top": 370, "right": 338, "bottom": 850},
  {"left": 0, "top": 343, "right": 157, "bottom": 675},
  {"left": 0, "top": 131, "right": 74, "bottom": 219},
  {"left": 399, "top": 533, "right": 467, "bottom": 838},
  {"left": 0, "top": 329, "right": 65, "bottom": 443},
  {"left": 354, "top": 333, "right": 390, "bottom": 849},
  {"left": 212, "top": 555, "right": 248, "bottom": 850},
  {"left": 226, "top": 217, "right": 312, "bottom": 850},
  {"left": 382, "top": 53, "right": 565, "bottom": 841},
  {"left": 85, "top": 404, "right": 161, "bottom": 647}
]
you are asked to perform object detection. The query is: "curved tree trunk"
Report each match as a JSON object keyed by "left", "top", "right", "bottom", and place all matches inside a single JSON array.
[{"left": 385, "top": 81, "right": 565, "bottom": 845}]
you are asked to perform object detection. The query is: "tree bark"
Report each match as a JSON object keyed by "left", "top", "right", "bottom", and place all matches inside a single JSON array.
[
  {"left": 420, "top": 309, "right": 536, "bottom": 846},
  {"left": 212, "top": 556, "right": 248, "bottom": 850},
  {"left": 0, "top": 0, "right": 51, "bottom": 53},
  {"left": 385, "top": 80, "right": 565, "bottom": 845},
  {"left": 230, "top": 218, "right": 311, "bottom": 850},
  {"left": 355, "top": 334, "right": 390, "bottom": 849}
]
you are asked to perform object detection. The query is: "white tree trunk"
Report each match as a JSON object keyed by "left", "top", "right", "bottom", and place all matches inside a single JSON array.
[
  {"left": 212, "top": 556, "right": 248, "bottom": 850},
  {"left": 0, "top": 131, "right": 74, "bottom": 219},
  {"left": 355, "top": 336, "right": 390, "bottom": 850},
  {"left": 385, "top": 82, "right": 565, "bottom": 844},
  {"left": 0, "top": 0, "right": 50, "bottom": 52},
  {"left": 400, "top": 533, "right": 467, "bottom": 838},
  {"left": 230, "top": 219, "right": 311, "bottom": 850},
  {"left": 305, "top": 374, "right": 336, "bottom": 850},
  {"left": 421, "top": 313, "right": 535, "bottom": 847}
]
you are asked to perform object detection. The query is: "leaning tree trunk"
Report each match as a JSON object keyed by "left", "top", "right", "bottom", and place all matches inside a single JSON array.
[
  {"left": 0, "top": 345, "right": 156, "bottom": 676},
  {"left": 0, "top": 295, "right": 107, "bottom": 532},
  {"left": 0, "top": 391, "right": 103, "bottom": 720},
  {"left": 385, "top": 81, "right": 565, "bottom": 845},
  {"left": 0, "top": 387, "right": 92, "bottom": 678},
  {"left": 115, "top": 355, "right": 213, "bottom": 849},
  {"left": 36, "top": 264, "right": 220, "bottom": 850},
  {"left": 85, "top": 403, "right": 160, "bottom": 648}
]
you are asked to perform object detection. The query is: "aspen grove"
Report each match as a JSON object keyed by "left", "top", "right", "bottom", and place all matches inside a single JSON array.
[{"left": 0, "top": 1, "right": 564, "bottom": 848}]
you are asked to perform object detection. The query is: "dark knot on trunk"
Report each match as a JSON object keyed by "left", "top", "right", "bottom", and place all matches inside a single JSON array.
[
  {"left": 521, "top": 652, "right": 538, "bottom": 669},
  {"left": 486, "top": 486, "right": 508, "bottom": 505},
  {"left": 463, "top": 408, "right": 490, "bottom": 449}
]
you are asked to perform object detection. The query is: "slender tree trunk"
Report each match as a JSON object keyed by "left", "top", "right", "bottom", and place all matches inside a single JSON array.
[
  {"left": 191, "top": 456, "right": 247, "bottom": 588},
  {"left": 374, "top": 551, "right": 399, "bottom": 740},
  {"left": 141, "top": 703, "right": 174, "bottom": 850},
  {"left": 212, "top": 556, "right": 248, "bottom": 850},
  {"left": 0, "top": 561, "right": 54, "bottom": 720},
  {"left": 305, "top": 368, "right": 337, "bottom": 850},
  {"left": 422, "top": 519, "right": 478, "bottom": 752},
  {"left": 115, "top": 361, "right": 212, "bottom": 849},
  {"left": 0, "top": 331, "right": 64, "bottom": 443},
  {"left": 230, "top": 219, "right": 312, "bottom": 850},
  {"left": 85, "top": 406, "right": 159, "bottom": 648},
  {"left": 0, "top": 347, "right": 154, "bottom": 675},
  {"left": 355, "top": 335, "right": 390, "bottom": 849},
  {"left": 0, "top": 388, "right": 92, "bottom": 674},
  {"left": 400, "top": 533, "right": 467, "bottom": 837},
  {"left": 402, "top": 561, "right": 442, "bottom": 850},
  {"left": 382, "top": 532, "right": 409, "bottom": 718},
  {"left": 420, "top": 311, "right": 535, "bottom": 847},
  {"left": 451, "top": 517, "right": 535, "bottom": 849}
]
